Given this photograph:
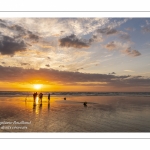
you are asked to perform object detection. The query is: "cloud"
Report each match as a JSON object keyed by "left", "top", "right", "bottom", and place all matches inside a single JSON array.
[
  {"left": 105, "top": 41, "right": 141, "bottom": 57},
  {"left": 0, "top": 65, "right": 150, "bottom": 89},
  {"left": 10, "top": 25, "right": 40, "bottom": 42},
  {"left": 59, "top": 65, "right": 65, "bottom": 68},
  {"left": 45, "top": 64, "right": 50, "bottom": 67},
  {"left": 105, "top": 41, "right": 117, "bottom": 50},
  {"left": 0, "top": 19, "right": 7, "bottom": 28},
  {"left": 141, "top": 20, "right": 150, "bottom": 33},
  {"left": 0, "top": 19, "right": 40, "bottom": 42},
  {"left": 122, "top": 48, "right": 141, "bottom": 57},
  {"left": 125, "top": 27, "right": 135, "bottom": 31},
  {"left": 96, "top": 26, "right": 131, "bottom": 42},
  {"left": 124, "top": 70, "right": 135, "bottom": 72},
  {"left": 96, "top": 25, "right": 131, "bottom": 47},
  {"left": 109, "top": 72, "right": 116, "bottom": 75},
  {"left": 10, "top": 24, "right": 26, "bottom": 35},
  {"left": 0, "top": 65, "right": 128, "bottom": 83},
  {"left": 27, "top": 31, "right": 40, "bottom": 42},
  {"left": 97, "top": 27, "right": 118, "bottom": 35},
  {"left": 142, "top": 24, "right": 150, "bottom": 33},
  {"left": 119, "top": 31, "right": 130, "bottom": 41},
  {"left": 89, "top": 35, "right": 103, "bottom": 43},
  {"left": 59, "top": 34, "right": 89, "bottom": 49},
  {"left": 76, "top": 67, "right": 84, "bottom": 71},
  {"left": 21, "top": 63, "right": 29, "bottom": 66},
  {"left": 0, "top": 35, "right": 27, "bottom": 55}
]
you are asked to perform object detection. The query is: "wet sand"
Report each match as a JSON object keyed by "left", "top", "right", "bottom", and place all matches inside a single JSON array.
[{"left": 0, "top": 95, "right": 150, "bottom": 132}]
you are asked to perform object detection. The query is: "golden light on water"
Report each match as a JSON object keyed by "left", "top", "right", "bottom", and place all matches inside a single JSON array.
[
  {"left": 33, "top": 84, "right": 42, "bottom": 90},
  {"left": 36, "top": 96, "right": 39, "bottom": 104}
]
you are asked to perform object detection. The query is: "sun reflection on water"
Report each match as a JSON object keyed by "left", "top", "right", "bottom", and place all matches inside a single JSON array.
[{"left": 36, "top": 97, "right": 39, "bottom": 104}]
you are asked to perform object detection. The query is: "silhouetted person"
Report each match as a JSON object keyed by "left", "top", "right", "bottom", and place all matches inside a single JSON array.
[
  {"left": 48, "top": 93, "right": 50, "bottom": 101},
  {"left": 64, "top": 97, "right": 66, "bottom": 100},
  {"left": 35, "top": 92, "right": 38, "bottom": 99},
  {"left": 39, "top": 93, "right": 41, "bottom": 100},
  {"left": 39, "top": 93, "right": 43, "bottom": 103}
]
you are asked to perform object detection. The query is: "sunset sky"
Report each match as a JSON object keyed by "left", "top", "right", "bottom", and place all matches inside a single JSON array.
[{"left": 0, "top": 18, "right": 150, "bottom": 91}]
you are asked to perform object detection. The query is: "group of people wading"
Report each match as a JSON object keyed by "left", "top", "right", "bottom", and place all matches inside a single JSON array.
[{"left": 33, "top": 92, "right": 50, "bottom": 104}]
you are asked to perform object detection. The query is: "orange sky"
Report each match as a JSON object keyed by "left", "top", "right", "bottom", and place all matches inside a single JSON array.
[{"left": 0, "top": 18, "right": 150, "bottom": 92}]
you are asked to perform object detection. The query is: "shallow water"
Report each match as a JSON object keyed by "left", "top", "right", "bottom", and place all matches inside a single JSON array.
[{"left": 0, "top": 95, "right": 150, "bottom": 132}]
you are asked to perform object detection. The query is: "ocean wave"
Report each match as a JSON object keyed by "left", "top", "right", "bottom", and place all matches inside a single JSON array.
[{"left": 0, "top": 91, "right": 150, "bottom": 97}]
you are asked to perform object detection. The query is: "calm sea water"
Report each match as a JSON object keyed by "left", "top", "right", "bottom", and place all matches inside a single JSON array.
[
  {"left": 0, "top": 91, "right": 150, "bottom": 132},
  {"left": 0, "top": 91, "right": 150, "bottom": 97}
]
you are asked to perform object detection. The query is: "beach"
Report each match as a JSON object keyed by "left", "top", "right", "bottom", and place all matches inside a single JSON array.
[{"left": 0, "top": 93, "right": 150, "bottom": 132}]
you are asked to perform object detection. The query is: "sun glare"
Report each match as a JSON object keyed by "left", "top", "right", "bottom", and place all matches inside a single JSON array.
[{"left": 33, "top": 84, "right": 42, "bottom": 90}]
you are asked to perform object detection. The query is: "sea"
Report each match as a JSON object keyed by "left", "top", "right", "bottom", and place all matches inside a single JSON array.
[
  {"left": 0, "top": 91, "right": 150, "bottom": 97},
  {"left": 0, "top": 91, "right": 150, "bottom": 132}
]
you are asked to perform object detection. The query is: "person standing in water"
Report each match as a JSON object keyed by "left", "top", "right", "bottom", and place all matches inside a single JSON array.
[
  {"left": 39, "top": 93, "right": 43, "bottom": 103},
  {"left": 33, "top": 92, "right": 36, "bottom": 102},
  {"left": 41, "top": 93, "right": 43, "bottom": 102},
  {"left": 48, "top": 93, "right": 50, "bottom": 101}
]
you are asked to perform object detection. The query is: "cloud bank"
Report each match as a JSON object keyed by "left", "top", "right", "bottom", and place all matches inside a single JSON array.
[{"left": 0, "top": 66, "right": 149, "bottom": 89}]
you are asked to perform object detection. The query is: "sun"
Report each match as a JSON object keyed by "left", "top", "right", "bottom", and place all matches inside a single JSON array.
[{"left": 33, "top": 84, "right": 42, "bottom": 90}]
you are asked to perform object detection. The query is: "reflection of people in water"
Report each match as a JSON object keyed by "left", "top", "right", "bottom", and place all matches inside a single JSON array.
[
  {"left": 48, "top": 100, "right": 50, "bottom": 111},
  {"left": 33, "top": 92, "right": 35, "bottom": 102},
  {"left": 33, "top": 102, "right": 42, "bottom": 114},
  {"left": 48, "top": 93, "right": 50, "bottom": 112},
  {"left": 39, "top": 103, "right": 42, "bottom": 115},
  {"left": 33, "top": 101, "right": 36, "bottom": 111}
]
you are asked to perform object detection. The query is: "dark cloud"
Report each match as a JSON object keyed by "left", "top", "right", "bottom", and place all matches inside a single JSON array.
[
  {"left": 10, "top": 25, "right": 26, "bottom": 35},
  {"left": 1, "top": 62, "right": 6, "bottom": 64},
  {"left": 77, "top": 67, "right": 84, "bottom": 71},
  {"left": 109, "top": 72, "right": 116, "bottom": 75},
  {"left": 0, "top": 20, "right": 40, "bottom": 42},
  {"left": 12, "top": 26, "right": 40, "bottom": 42},
  {"left": 45, "top": 64, "right": 50, "bottom": 67},
  {"left": 105, "top": 41, "right": 117, "bottom": 50},
  {"left": 123, "top": 48, "right": 141, "bottom": 57},
  {"left": 131, "top": 76, "right": 143, "bottom": 79},
  {"left": 27, "top": 31, "right": 40, "bottom": 42},
  {"left": 21, "top": 63, "right": 29, "bottom": 66},
  {"left": 105, "top": 42, "right": 141, "bottom": 57},
  {"left": 97, "top": 27, "right": 130, "bottom": 42},
  {"left": 88, "top": 34, "right": 103, "bottom": 44},
  {"left": 89, "top": 35, "right": 98, "bottom": 43},
  {"left": 119, "top": 77, "right": 150, "bottom": 87},
  {"left": 0, "top": 35, "right": 27, "bottom": 55},
  {"left": 97, "top": 27, "right": 118, "bottom": 35},
  {"left": 0, "top": 23, "right": 7, "bottom": 28},
  {"left": 0, "top": 66, "right": 149, "bottom": 89},
  {"left": 59, "top": 34, "right": 89, "bottom": 49},
  {"left": 107, "top": 29, "right": 118, "bottom": 35}
]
